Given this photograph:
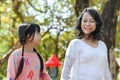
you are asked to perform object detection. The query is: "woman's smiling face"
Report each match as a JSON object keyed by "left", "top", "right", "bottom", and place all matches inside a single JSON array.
[{"left": 81, "top": 12, "right": 96, "bottom": 36}]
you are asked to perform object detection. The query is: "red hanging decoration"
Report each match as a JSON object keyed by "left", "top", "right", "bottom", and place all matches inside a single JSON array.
[{"left": 45, "top": 54, "right": 61, "bottom": 67}]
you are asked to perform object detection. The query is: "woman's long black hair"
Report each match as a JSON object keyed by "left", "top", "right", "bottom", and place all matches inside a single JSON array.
[
  {"left": 75, "top": 7, "right": 103, "bottom": 40},
  {"left": 15, "top": 23, "right": 44, "bottom": 79}
]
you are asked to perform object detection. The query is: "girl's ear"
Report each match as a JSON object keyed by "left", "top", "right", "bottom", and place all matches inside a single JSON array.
[{"left": 26, "top": 34, "right": 33, "bottom": 42}]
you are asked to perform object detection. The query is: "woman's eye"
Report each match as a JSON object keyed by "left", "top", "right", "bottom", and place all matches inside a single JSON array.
[
  {"left": 90, "top": 21, "right": 95, "bottom": 22},
  {"left": 83, "top": 20, "right": 87, "bottom": 22}
]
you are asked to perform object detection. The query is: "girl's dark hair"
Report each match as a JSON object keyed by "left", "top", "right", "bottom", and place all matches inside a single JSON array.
[
  {"left": 75, "top": 7, "right": 103, "bottom": 40},
  {"left": 15, "top": 23, "right": 44, "bottom": 79}
]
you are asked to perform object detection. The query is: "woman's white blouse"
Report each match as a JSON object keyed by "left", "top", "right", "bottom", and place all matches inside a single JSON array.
[{"left": 61, "top": 39, "right": 112, "bottom": 80}]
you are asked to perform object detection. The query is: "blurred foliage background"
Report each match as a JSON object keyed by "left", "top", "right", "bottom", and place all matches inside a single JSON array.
[{"left": 0, "top": 0, "right": 120, "bottom": 80}]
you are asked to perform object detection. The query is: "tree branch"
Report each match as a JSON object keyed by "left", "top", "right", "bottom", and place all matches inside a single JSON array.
[
  {"left": 27, "top": 0, "right": 43, "bottom": 13},
  {"left": 0, "top": 41, "right": 20, "bottom": 67},
  {"left": 12, "top": 0, "right": 24, "bottom": 22}
]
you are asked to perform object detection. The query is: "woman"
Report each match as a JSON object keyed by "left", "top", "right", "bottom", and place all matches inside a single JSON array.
[{"left": 60, "top": 7, "right": 112, "bottom": 80}]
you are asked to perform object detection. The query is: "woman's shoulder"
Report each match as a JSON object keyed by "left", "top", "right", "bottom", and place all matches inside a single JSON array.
[
  {"left": 99, "top": 40, "right": 107, "bottom": 48},
  {"left": 69, "top": 39, "right": 82, "bottom": 46},
  {"left": 99, "top": 40, "right": 106, "bottom": 45},
  {"left": 70, "top": 38, "right": 82, "bottom": 43},
  {"left": 70, "top": 38, "right": 80, "bottom": 42}
]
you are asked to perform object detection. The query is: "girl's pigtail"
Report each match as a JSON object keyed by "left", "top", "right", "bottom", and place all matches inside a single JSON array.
[
  {"left": 33, "top": 48, "right": 44, "bottom": 74},
  {"left": 15, "top": 46, "right": 24, "bottom": 79}
]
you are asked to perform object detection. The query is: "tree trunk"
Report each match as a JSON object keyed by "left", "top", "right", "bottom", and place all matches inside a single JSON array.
[
  {"left": 101, "top": 0, "right": 120, "bottom": 80},
  {"left": 74, "top": 0, "right": 89, "bottom": 17}
]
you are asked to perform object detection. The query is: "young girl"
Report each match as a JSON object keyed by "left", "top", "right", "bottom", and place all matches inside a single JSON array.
[
  {"left": 61, "top": 7, "right": 112, "bottom": 80},
  {"left": 7, "top": 23, "right": 51, "bottom": 80}
]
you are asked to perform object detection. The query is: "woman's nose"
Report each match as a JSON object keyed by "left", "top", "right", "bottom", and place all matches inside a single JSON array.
[{"left": 86, "top": 21, "right": 91, "bottom": 26}]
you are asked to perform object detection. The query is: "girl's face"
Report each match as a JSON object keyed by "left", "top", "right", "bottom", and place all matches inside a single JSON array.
[{"left": 81, "top": 12, "right": 96, "bottom": 36}]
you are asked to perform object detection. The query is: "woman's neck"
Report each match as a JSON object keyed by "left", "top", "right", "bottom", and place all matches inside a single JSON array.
[
  {"left": 81, "top": 37, "right": 98, "bottom": 48},
  {"left": 83, "top": 35, "right": 95, "bottom": 41}
]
